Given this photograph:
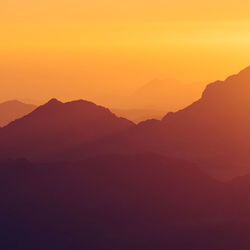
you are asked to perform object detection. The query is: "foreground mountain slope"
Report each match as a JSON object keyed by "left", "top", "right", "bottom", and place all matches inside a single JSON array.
[
  {"left": 72, "top": 67, "right": 250, "bottom": 179},
  {"left": 0, "top": 99, "right": 134, "bottom": 159},
  {"left": 1, "top": 153, "right": 250, "bottom": 250},
  {"left": 0, "top": 100, "right": 36, "bottom": 127}
]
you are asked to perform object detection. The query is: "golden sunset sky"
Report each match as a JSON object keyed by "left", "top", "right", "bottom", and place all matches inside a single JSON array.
[{"left": 1, "top": 0, "right": 250, "bottom": 106}]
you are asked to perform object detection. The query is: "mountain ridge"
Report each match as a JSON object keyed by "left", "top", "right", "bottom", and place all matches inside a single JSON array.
[
  {"left": 68, "top": 66, "right": 250, "bottom": 179},
  {"left": 0, "top": 98, "right": 134, "bottom": 160},
  {"left": 1, "top": 67, "right": 250, "bottom": 179},
  {"left": 0, "top": 100, "right": 36, "bottom": 127}
]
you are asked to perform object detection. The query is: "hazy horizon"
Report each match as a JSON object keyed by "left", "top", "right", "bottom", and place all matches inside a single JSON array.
[{"left": 2, "top": 0, "right": 250, "bottom": 106}]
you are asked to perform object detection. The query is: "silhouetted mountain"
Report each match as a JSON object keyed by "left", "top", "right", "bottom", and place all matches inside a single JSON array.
[
  {"left": 0, "top": 99, "right": 134, "bottom": 160},
  {"left": 2, "top": 68, "right": 250, "bottom": 179},
  {"left": 72, "top": 67, "right": 250, "bottom": 179},
  {"left": 1, "top": 153, "right": 250, "bottom": 250},
  {"left": 0, "top": 100, "right": 36, "bottom": 127}
]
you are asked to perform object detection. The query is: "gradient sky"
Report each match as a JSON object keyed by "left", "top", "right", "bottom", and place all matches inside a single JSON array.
[{"left": 1, "top": 0, "right": 250, "bottom": 104}]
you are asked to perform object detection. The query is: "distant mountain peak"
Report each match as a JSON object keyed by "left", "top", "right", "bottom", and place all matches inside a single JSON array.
[
  {"left": 0, "top": 100, "right": 37, "bottom": 127},
  {"left": 2, "top": 100, "right": 22, "bottom": 104},
  {"left": 0, "top": 100, "right": 34, "bottom": 106}
]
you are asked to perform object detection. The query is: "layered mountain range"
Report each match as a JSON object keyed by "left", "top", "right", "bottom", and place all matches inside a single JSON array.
[
  {"left": 1, "top": 68, "right": 250, "bottom": 178},
  {"left": 2, "top": 67, "right": 250, "bottom": 249},
  {"left": 63, "top": 67, "right": 250, "bottom": 179},
  {"left": 0, "top": 68, "right": 250, "bottom": 178}
]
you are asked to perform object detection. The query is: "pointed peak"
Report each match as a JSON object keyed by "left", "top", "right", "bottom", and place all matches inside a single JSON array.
[
  {"left": 46, "top": 98, "right": 63, "bottom": 105},
  {"left": 33, "top": 98, "right": 63, "bottom": 112}
]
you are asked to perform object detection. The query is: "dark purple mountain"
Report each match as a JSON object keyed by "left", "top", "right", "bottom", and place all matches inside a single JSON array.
[{"left": 1, "top": 153, "right": 250, "bottom": 250}]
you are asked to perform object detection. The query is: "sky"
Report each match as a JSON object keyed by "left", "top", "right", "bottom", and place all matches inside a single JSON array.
[{"left": 1, "top": 0, "right": 250, "bottom": 106}]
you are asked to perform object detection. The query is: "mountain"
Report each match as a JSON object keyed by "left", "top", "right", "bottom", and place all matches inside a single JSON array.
[
  {"left": 111, "top": 107, "right": 165, "bottom": 123},
  {"left": 132, "top": 78, "right": 204, "bottom": 111},
  {"left": 2, "top": 68, "right": 250, "bottom": 179},
  {"left": 71, "top": 67, "right": 250, "bottom": 179},
  {"left": 0, "top": 98, "right": 134, "bottom": 160},
  {"left": 0, "top": 100, "right": 36, "bottom": 127},
  {"left": 1, "top": 153, "right": 250, "bottom": 250},
  {"left": 101, "top": 79, "right": 204, "bottom": 123}
]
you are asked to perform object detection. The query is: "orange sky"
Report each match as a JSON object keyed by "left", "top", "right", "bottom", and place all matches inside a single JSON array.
[{"left": 1, "top": 0, "right": 250, "bottom": 106}]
